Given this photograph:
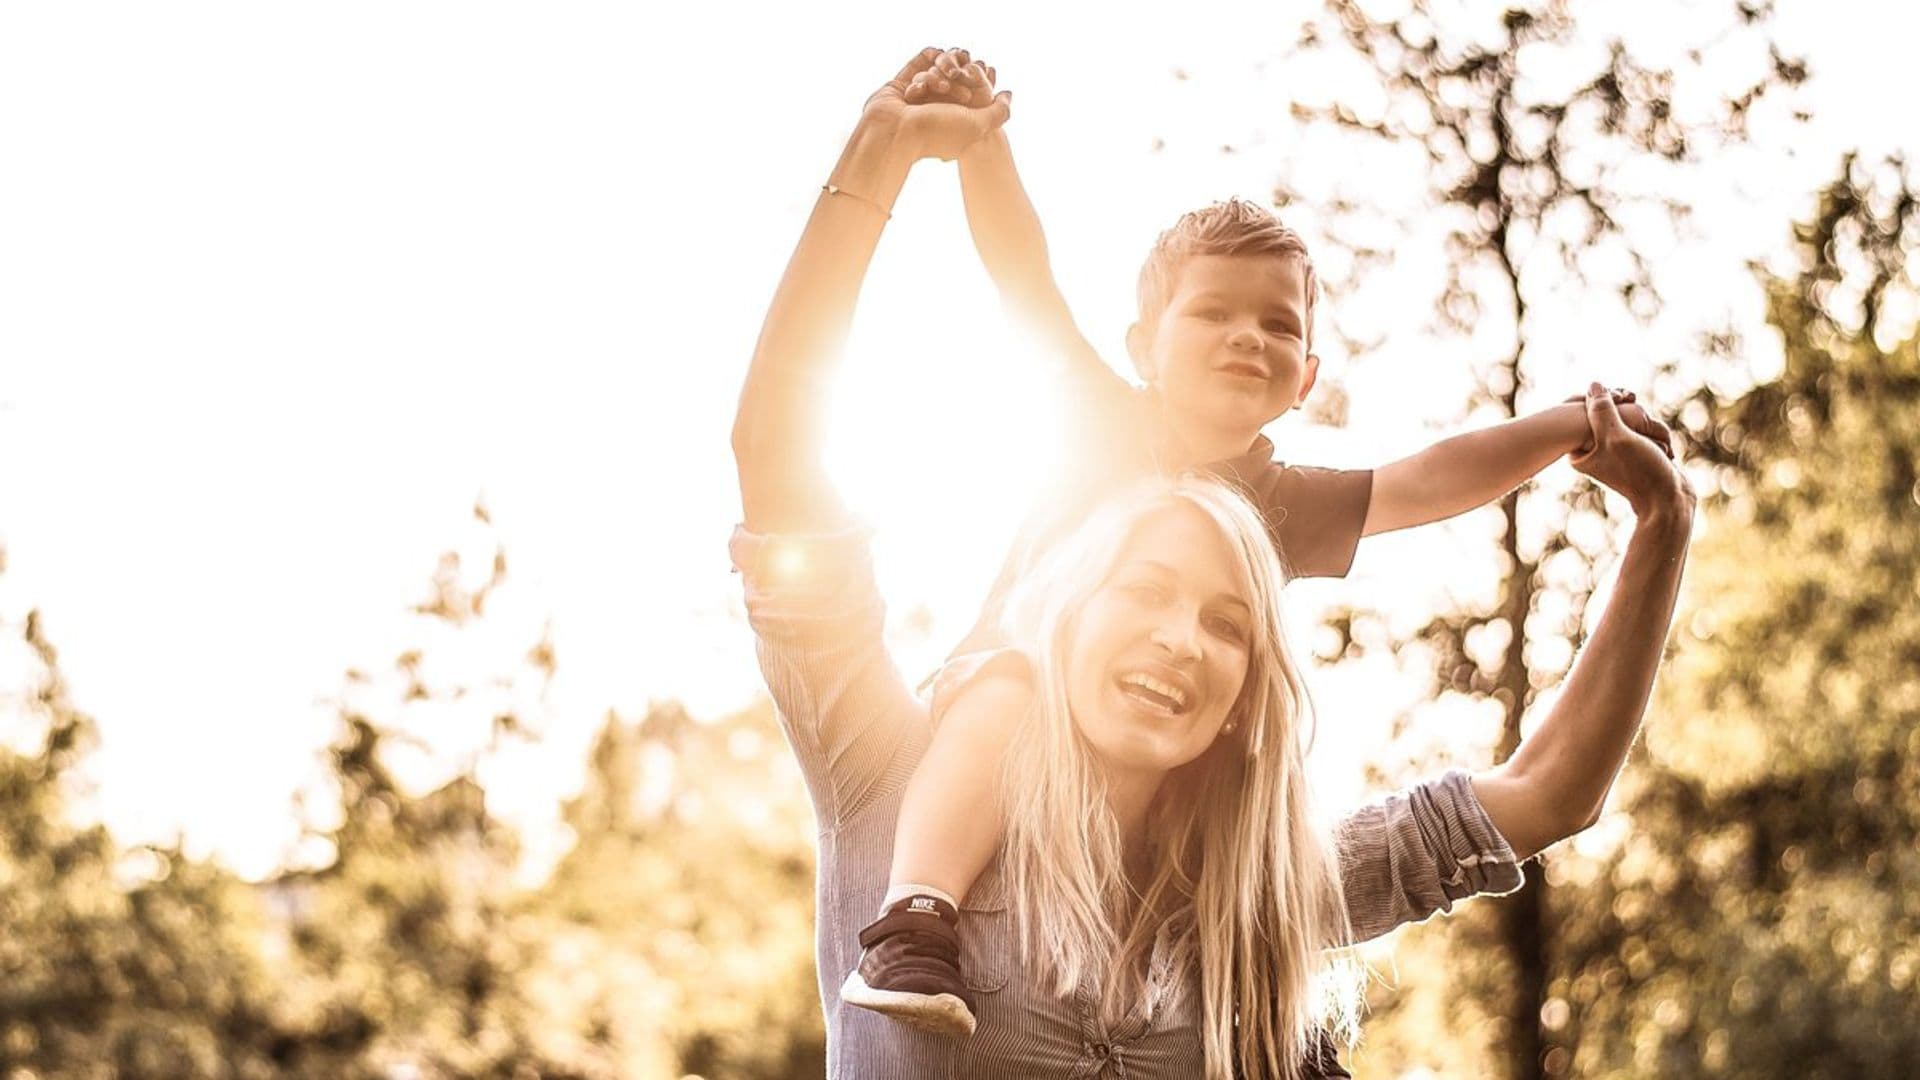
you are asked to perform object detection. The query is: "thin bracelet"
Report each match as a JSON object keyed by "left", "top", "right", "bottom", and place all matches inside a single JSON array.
[{"left": 821, "top": 182, "right": 892, "bottom": 220}]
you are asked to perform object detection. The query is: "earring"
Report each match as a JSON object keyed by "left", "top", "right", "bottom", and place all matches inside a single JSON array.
[{"left": 1223, "top": 721, "right": 1238, "bottom": 735}]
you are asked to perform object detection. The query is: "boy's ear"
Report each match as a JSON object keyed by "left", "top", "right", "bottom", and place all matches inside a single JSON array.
[
  {"left": 1293, "top": 352, "right": 1321, "bottom": 408},
  {"left": 1126, "top": 321, "right": 1157, "bottom": 384}
]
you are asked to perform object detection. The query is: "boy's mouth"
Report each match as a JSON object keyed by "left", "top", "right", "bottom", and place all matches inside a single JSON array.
[{"left": 1217, "top": 360, "right": 1267, "bottom": 380}]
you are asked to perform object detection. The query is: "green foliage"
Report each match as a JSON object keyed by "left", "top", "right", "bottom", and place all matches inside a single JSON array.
[
  {"left": 1544, "top": 155, "right": 1920, "bottom": 1078},
  {"left": 0, "top": 612, "right": 328, "bottom": 1078},
  {"left": 1276, "top": 2, "right": 1808, "bottom": 1076},
  {"left": 1340, "top": 154, "right": 1920, "bottom": 1080},
  {"left": 0, "top": 502, "right": 826, "bottom": 1078},
  {"left": 536, "top": 702, "right": 823, "bottom": 1079}
]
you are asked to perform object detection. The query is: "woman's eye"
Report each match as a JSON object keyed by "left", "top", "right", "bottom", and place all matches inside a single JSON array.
[
  {"left": 1124, "top": 581, "right": 1170, "bottom": 603},
  {"left": 1206, "top": 614, "right": 1248, "bottom": 641}
]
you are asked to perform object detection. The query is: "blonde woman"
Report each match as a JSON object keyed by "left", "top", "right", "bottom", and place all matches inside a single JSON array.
[{"left": 731, "top": 49, "right": 1694, "bottom": 1079}]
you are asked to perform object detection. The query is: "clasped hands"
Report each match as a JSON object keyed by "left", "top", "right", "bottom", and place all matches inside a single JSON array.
[{"left": 862, "top": 47, "right": 1008, "bottom": 163}]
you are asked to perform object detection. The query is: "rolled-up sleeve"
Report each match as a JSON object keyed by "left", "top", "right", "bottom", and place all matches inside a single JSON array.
[
  {"left": 1335, "top": 770, "right": 1524, "bottom": 944},
  {"left": 730, "top": 526, "right": 925, "bottom": 828}
]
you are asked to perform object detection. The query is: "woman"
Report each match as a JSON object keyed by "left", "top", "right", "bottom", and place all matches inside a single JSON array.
[{"left": 730, "top": 49, "right": 1694, "bottom": 1079}]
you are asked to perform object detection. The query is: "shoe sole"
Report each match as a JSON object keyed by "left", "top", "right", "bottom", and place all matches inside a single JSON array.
[{"left": 839, "top": 970, "right": 978, "bottom": 1037}]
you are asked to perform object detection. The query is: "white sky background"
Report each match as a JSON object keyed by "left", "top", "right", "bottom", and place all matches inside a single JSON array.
[{"left": 0, "top": 1, "right": 1911, "bottom": 881}]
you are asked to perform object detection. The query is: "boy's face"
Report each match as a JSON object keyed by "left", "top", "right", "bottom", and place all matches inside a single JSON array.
[{"left": 1128, "top": 253, "right": 1319, "bottom": 445}]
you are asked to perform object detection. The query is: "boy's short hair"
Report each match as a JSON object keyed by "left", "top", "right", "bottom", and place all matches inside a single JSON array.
[{"left": 1136, "top": 198, "right": 1319, "bottom": 348}]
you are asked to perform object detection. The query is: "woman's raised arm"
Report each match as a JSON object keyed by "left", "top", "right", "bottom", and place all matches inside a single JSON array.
[
  {"left": 1334, "top": 388, "right": 1692, "bottom": 943},
  {"left": 732, "top": 48, "right": 1011, "bottom": 535},
  {"left": 1470, "top": 385, "right": 1697, "bottom": 859}
]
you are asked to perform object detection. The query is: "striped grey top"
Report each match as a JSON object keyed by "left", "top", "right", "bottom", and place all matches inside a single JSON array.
[{"left": 732, "top": 526, "right": 1523, "bottom": 1079}]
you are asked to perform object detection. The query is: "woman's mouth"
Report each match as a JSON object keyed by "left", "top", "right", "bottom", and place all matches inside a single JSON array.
[{"left": 1116, "top": 671, "right": 1192, "bottom": 715}]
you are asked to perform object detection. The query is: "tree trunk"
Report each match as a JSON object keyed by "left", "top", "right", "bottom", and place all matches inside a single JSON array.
[{"left": 1493, "top": 485, "right": 1548, "bottom": 1080}]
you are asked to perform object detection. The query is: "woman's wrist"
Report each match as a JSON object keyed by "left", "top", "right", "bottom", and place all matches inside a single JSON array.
[
  {"left": 1630, "top": 490, "right": 1696, "bottom": 541},
  {"left": 827, "top": 114, "right": 917, "bottom": 215}
]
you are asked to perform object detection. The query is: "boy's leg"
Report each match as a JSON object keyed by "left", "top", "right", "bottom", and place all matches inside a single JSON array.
[
  {"left": 886, "top": 697, "right": 1015, "bottom": 903},
  {"left": 840, "top": 662, "right": 1024, "bottom": 1037}
]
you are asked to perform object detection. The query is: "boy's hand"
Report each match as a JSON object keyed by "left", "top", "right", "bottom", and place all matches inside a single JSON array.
[
  {"left": 864, "top": 47, "right": 1011, "bottom": 162},
  {"left": 905, "top": 47, "right": 999, "bottom": 108},
  {"left": 1564, "top": 388, "right": 1673, "bottom": 459}
]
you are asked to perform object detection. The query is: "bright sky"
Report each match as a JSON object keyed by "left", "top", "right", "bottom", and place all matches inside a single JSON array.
[{"left": 0, "top": 1, "right": 1910, "bottom": 881}]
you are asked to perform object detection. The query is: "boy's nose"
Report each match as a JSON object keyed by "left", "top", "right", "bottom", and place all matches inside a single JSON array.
[{"left": 1227, "top": 325, "right": 1264, "bottom": 351}]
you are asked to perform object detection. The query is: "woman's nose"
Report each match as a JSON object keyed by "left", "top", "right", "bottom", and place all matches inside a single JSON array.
[{"left": 1149, "top": 612, "right": 1204, "bottom": 661}]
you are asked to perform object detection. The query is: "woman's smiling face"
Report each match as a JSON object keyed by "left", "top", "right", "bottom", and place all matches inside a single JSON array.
[{"left": 1064, "top": 503, "right": 1254, "bottom": 786}]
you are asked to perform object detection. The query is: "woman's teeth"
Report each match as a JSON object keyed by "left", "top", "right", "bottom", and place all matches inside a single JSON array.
[{"left": 1119, "top": 672, "right": 1189, "bottom": 714}]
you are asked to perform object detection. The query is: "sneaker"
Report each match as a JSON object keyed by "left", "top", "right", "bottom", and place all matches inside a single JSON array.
[{"left": 838, "top": 894, "right": 977, "bottom": 1037}]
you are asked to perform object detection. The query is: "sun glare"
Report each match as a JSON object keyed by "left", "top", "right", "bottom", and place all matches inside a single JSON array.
[{"left": 823, "top": 298, "right": 1069, "bottom": 673}]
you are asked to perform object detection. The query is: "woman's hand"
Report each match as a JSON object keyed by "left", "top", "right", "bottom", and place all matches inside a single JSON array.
[
  {"left": 863, "top": 47, "right": 1011, "bottom": 163},
  {"left": 1569, "top": 383, "right": 1695, "bottom": 519},
  {"left": 1561, "top": 387, "right": 1674, "bottom": 459}
]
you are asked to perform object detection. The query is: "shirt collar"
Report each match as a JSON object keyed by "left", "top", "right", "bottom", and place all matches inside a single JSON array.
[{"left": 1218, "top": 433, "right": 1278, "bottom": 470}]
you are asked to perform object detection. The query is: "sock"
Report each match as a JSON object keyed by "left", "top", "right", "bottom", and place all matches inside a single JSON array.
[{"left": 882, "top": 882, "right": 958, "bottom": 915}]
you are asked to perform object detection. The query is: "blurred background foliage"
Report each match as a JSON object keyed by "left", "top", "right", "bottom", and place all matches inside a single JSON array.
[
  {"left": 1259, "top": 2, "right": 1920, "bottom": 1078},
  {"left": 4, "top": 4, "right": 1917, "bottom": 1078},
  {"left": 1342, "top": 149, "right": 1920, "bottom": 1079},
  {"left": 0, "top": 534, "right": 825, "bottom": 1080}
]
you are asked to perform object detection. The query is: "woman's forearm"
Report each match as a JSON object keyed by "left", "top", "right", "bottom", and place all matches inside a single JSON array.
[
  {"left": 1472, "top": 495, "right": 1693, "bottom": 858},
  {"left": 733, "top": 115, "right": 916, "bottom": 535}
]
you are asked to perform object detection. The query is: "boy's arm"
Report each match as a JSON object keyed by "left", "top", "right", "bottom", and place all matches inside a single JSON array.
[
  {"left": 1361, "top": 395, "right": 1673, "bottom": 536},
  {"left": 957, "top": 126, "right": 1127, "bottom": 398}
]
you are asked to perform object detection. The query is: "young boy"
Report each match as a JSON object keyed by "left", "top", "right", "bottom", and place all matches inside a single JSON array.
[{"left": 840, "top": 51, "right": 1672, "bottom": 1037}]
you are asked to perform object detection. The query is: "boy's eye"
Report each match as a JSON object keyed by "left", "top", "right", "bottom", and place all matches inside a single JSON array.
[{"left": 1263, "top": 321, "right": 1298, "bottom": 337}]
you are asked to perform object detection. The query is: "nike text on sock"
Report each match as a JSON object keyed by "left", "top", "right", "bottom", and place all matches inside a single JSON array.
[{"left": 882, "top": 882, "right": 958, "bottom": 914}]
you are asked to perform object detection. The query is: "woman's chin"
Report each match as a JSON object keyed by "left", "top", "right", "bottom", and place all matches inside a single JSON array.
[{"left": 1086, "top": 721, "right": 1204, "bottom": 778}]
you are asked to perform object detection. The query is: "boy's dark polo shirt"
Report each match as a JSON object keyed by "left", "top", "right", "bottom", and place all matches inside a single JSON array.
[{"left": 941, "top": 407, "right": 1373, "bottom": 675}]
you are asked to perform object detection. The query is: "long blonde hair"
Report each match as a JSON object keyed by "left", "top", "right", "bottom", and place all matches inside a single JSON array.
[{"left": 998, "top": 475, "right": 1361, "bottom": 1080}]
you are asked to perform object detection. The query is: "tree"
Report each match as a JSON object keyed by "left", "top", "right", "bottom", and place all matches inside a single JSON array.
[
  {"left": 1264, "top": 2, "right": 1806, "bottom": 1075},
  {"left": 0, "top": 503, "right": 592, "bottom": 1078},
  {"left": 1545, "top": 154, "right": 1920, "bottom": 1077},
  {"left": 268, "top": 502, "right": 588, "bottom": 1079},
  {"left": 1, "top": 496, "right": 832, "bottom": 1077},
  {"left": 534, "top": 700, "right": 825, "bottom": 1079},
  {"left": 0, "top": 572, "right": 325, "bottom": 1078}
]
